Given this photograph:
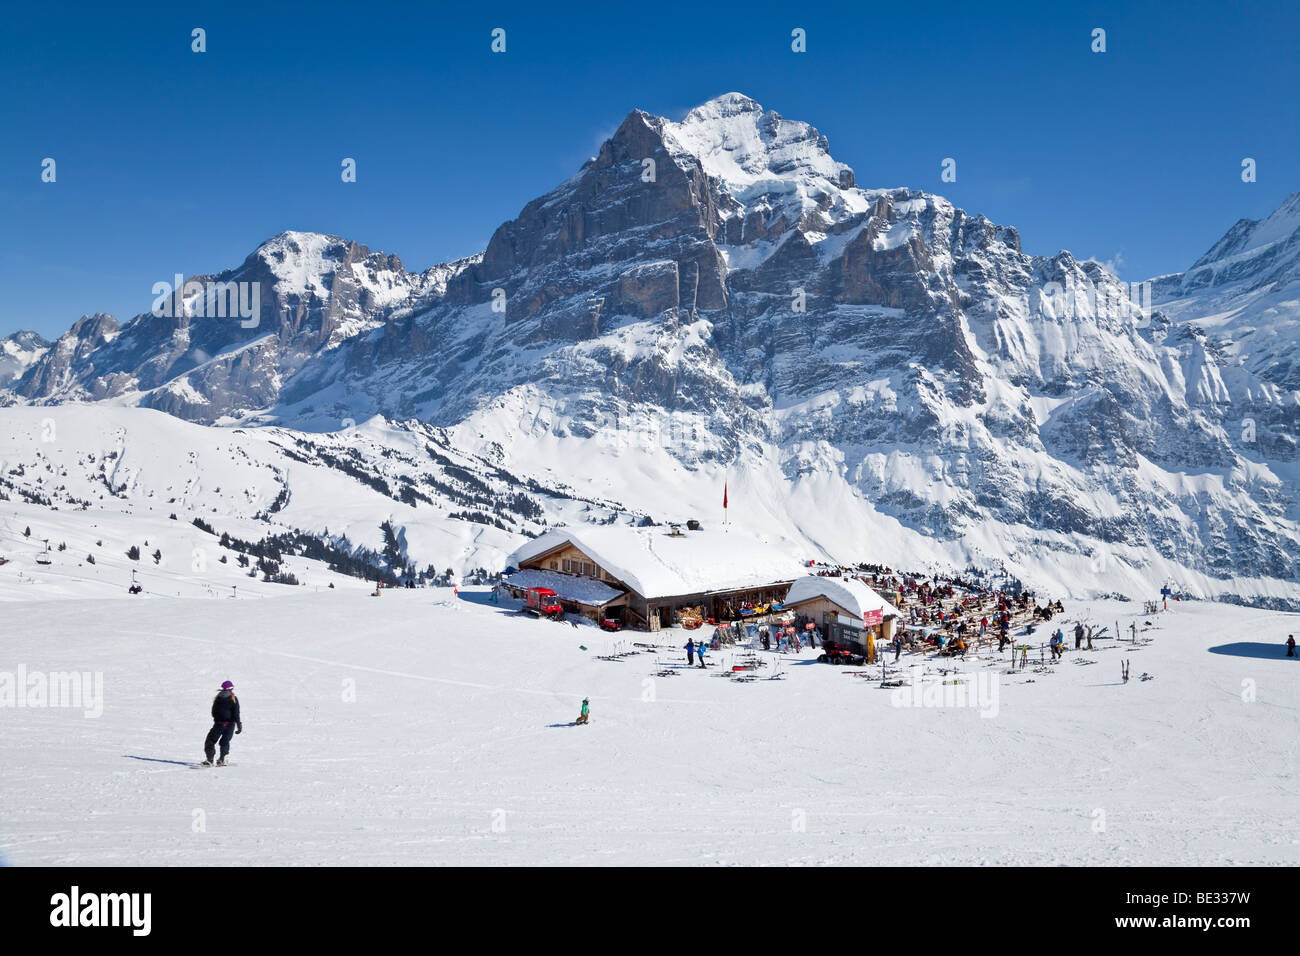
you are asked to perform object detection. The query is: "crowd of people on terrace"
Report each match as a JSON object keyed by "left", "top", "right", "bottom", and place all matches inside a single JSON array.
[{"left": 817, "top": 562, "right": 1068, "bottom": 659}]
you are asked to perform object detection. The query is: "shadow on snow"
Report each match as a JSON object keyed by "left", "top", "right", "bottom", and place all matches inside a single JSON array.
[{"left": 1207, "top": 642, "right": 1297, "bottom": 661}]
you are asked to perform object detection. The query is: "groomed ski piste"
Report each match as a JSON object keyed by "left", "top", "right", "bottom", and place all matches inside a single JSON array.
[{"left": 2, "top": 546, "right": 1298, "bottom": 865}]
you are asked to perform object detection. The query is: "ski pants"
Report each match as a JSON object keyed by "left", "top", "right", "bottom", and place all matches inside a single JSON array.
[{"left": 205, "top": 722, "right": 235, "bottom": 759}]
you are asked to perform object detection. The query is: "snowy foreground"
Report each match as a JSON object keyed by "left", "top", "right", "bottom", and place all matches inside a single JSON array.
[{"left": 2, "top": 586, "right": 1297, "bottom": 866}]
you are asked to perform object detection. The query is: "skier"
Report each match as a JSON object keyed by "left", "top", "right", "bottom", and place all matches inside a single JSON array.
[
  {"left": 202, "top": 681, "right": 242, "bottom": 766},
  {"left": 685, "top": 638, "right": 695, "bottom": 666},
  {"left": 1287, "top": 635, "right": 1296, "bottom": 658},
  {"left": 574, "top": 697, "right": 590, "bottom": 725},
  {"left": 893, "top": 634, "right": 903, "bottom": 662},
  {"left": 697, "top": 640, "right": 707, "bottom": 668},
  {"left": 1074, "top": 621, "right": 1085, "bottom": 650}
]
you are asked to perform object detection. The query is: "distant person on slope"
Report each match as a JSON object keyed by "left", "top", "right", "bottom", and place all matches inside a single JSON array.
[
  {"left": 1074, "top": 622, "right": 1085, "bottom": 650},
  {"left": 1288, "top": 635, "right": 1296, "bottom": 658},
  {"left": 685, "top": 638, "right": 695, "bottom": 666},
  {"left": 202, "top": 681, "right": 242, "bottom": 766},
  {"left": 575, "top": 697, "right": 590, "bottom": 725}
]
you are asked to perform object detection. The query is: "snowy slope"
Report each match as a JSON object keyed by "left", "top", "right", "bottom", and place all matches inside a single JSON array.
[
  {"left": 0, "top": 405, "right": 656, "bottom": 585},
  {"left": 1, "top": 588, "right": 1296, "bottom": 865}
]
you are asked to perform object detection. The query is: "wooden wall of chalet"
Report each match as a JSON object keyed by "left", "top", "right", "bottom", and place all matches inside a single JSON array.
[{"left": 521, "top": 543, "right": 624, "bottom": 587}]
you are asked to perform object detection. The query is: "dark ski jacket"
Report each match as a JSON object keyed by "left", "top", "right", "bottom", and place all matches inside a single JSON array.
[{"left": 211, "top": 690, "right": 242, "bottom": 728}]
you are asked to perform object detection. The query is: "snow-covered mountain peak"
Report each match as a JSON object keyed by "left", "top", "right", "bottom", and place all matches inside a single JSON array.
[
  {"left": 248, "top": 231, "right": 367, "bottom": 298},
  {"left": 680, "top": 91, "right": 764, "bottom": 122},
  {"left": 663, "top": 93, "right": 868, "bottom": 226},
  {"left": 4, "top": 329, "right": 51, "bottom": 351},
  {"left": 0, "top": 329, "right": 52, "bottom": 387},
  {"left": 1192, "top": 190, "right": 1300, "bottom": 270},
  {"left": 1151, "top": 189, "right": 1300, "bottom": 393}
]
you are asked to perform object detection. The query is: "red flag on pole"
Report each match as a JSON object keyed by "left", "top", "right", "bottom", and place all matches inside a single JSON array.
[{"left": 723, "top": 482, "right": 728, "bottom": 510}]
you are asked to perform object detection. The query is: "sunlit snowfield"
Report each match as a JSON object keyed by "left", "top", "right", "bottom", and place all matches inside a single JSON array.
[{"left": 2, "top": 585, "right": 1297, "bottom": 866}]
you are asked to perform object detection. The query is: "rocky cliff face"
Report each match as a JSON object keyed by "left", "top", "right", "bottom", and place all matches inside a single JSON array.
[{"left": 10, "top": 94, "right": 1300, "bottom": 600}]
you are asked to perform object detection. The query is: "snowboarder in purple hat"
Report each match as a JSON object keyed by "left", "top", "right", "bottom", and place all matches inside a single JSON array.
[{"left": 202, "top": 680, "right": 242, "bottom": 766}]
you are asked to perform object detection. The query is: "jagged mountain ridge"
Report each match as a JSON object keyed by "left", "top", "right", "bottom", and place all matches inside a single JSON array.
[
  {"left": 12, "top": 234, "right": 482, "bottom": 422},
  {"left": 8, "top": 93, "right": 1300, "bottom": 602}
]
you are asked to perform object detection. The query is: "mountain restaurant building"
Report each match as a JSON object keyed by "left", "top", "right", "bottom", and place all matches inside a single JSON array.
[
  {"left": 503, "top": 526, "right": 802, "bottom": 630},
  {"left": 782, "top": 575, "right": 902, "bottom": 659}
]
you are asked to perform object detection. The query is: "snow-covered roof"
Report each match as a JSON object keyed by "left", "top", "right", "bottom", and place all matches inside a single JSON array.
[
  {"left": 502, "top": 568, "right": 623, "bottom": 607},
  {"left": 507, "top": 526, "right": 802, "bottom": 600},
  {"left": 785, "top": 575, "right": 901, "bottom": 625}
]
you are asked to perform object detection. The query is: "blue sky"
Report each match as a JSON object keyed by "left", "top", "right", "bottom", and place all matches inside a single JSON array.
[{"left": 2, "top": 0, "right": 1297, "bottom": 339}]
